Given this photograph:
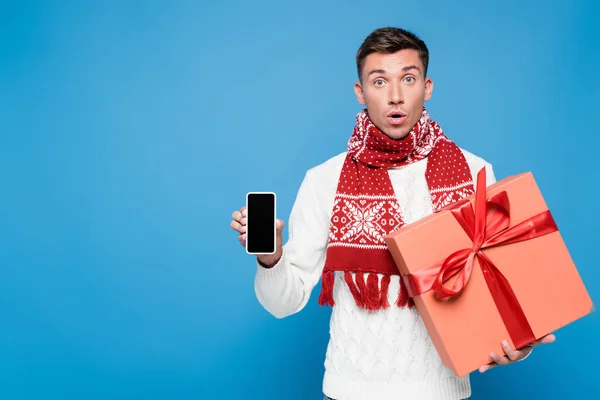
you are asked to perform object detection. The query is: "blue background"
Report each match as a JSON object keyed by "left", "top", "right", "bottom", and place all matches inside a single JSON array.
[{"left": 1, "top": 0, "right": 598, "bottom": 398}]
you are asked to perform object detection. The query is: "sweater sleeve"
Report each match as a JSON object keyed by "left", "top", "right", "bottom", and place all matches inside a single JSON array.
[{"left": 253, "top": 170, "right": 330, "bottom": 319}]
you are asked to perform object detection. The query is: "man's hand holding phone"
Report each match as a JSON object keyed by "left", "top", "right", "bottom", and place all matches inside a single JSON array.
[{"left": 230, "top": 192, "right": 284, "bottom": 268}]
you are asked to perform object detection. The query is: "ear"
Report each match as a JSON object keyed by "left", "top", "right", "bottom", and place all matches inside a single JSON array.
[
  {"left": 424, "top": 77, "right": 434, "bottom": 101},
  {"left": 354, "top": 81, "right": 366, "bottom": 105}
]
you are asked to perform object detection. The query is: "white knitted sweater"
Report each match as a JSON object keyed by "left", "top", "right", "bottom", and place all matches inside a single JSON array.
[{"left": 254, "top": 149, "right": 496, "bottom": 400}]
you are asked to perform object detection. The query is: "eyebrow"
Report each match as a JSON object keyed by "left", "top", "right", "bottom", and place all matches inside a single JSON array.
[
  {"left": 367, "top": 65, "right": 421, "bottom": 77},
  {"left": 367, "top": 68, "right": 386, "bottom": 77}
]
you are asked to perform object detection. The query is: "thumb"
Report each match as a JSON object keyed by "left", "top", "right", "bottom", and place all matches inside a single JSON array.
[
  {"left": 276, "top": 219, "right": 285, "bottom": 236},
  {"left": 537, "top": 334, "right": 556, "bottom": 345}
]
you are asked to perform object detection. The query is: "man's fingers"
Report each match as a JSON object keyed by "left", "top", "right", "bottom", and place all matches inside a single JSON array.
[
  {"left": 231, "top": 207, "right": 247, "bottom": 230},
  {"left": 480, "top": 335, "right": 552, "bottom": 374},
  {"left": 238, "top": 233, "right": 246, "bottom": 246},
  {"left": 489, "top": 352, "right": 509, "bottom": 366},
  {"left": 537, "top": 334, "right": 556, "bottom": 345},
  {"left": 528, "top": 333, "right": 556, "bottom": 348},
  {"left": 230, "top": 220, "right": 246, "bottom": 233},
  {"left": 479, "top": 362, "right": 498, "bottom": 373},
  {"left": 232, "top": 207, "right": 247, "bottom": 222},
  {"left": 501, "top": 340, "right": 522, "bottom": 361}
]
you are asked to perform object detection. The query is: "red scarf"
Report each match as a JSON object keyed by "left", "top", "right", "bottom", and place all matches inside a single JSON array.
[{"left": 318, "top": 108, "right": 475, "bottom": 310}]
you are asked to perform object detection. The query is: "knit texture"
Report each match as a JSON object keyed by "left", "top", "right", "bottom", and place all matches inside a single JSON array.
[{"left": 254, "top": 149, "right": 496, "bottom": 400}]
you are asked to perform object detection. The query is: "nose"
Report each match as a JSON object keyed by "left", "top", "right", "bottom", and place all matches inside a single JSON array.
[{"left": 389, "top": 84, "right": 404, "bottom": 105}]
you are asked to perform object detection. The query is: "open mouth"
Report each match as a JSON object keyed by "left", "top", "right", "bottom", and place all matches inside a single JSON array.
[{"left": 387, "top": 112, "right": 406, "bottom": 125}]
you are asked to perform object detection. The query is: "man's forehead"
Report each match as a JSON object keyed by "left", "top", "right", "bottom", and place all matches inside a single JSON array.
[{"left": 364, "top": 49, "right": 423, "bottom": 70}]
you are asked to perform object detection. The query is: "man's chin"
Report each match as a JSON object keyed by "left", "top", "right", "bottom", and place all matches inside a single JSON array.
[{"left": 382, "top": 129, "right": 410, "bottom": 140}]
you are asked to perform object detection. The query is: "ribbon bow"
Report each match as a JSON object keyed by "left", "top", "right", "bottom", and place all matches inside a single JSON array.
[{"left": 403, "top": 167, "right": 558, "bottom": 348}]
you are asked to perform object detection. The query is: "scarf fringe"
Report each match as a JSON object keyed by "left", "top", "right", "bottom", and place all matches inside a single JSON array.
[
  {"left": 396, "top": 280, "right": 414, "bottom": 308},
  {"left": 319, "top": 270, "right": 414, "bottom": 310},
  {"left": 318, "top": 269, "right": 335, "bottom": 307},
  {"left": 380, "top": 275, "right": 391, "bottom": 309},
  {"left": 330, "top": 271, "right": 397, "bottom": 310},
  {"left": 365, "top": 273, "right": 381, "bottom": 310},
  {"left": 345, "top": 271, "right": 365, "bottom": 308}
]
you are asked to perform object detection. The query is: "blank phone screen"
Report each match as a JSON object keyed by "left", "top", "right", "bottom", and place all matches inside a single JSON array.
[{"left": 246, "top": 193, "right": 276, "bottom": 254}]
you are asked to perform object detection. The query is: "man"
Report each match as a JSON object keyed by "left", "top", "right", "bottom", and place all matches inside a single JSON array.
[{"left": 230, "top": 27, "right": 554, "bottom": 400}]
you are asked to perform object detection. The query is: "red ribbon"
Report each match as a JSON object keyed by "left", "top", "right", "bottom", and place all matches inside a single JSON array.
[{"left": 403, "top": 167, "right": 558, "bottom": 348}]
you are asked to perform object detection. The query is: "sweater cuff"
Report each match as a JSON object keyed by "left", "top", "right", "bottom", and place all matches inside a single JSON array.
[
  {"left": 518, "top": 347, "right": 533, "bottom": 362},
  {"left": 255, "top": 251, "right": 287, "bottom": 282}
]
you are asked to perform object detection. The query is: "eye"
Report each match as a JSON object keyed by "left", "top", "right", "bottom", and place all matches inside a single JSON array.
[
  {"left": 374, "top": 79, "right": 385, "bottom": 86},
  {"left": 405, "top": 76, "right": 415, "bottom": 83}
]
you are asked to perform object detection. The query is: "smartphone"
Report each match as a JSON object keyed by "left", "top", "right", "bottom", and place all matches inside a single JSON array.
[{"left": 245, "top": 192, "right": 277, "bottom": 255}]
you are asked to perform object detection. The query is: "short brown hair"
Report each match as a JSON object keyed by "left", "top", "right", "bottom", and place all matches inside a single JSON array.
[{"left": 356, "top": 27, "right": 429, "bottom": 81}]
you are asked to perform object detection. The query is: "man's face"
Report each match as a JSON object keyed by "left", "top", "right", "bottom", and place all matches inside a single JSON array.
[{"left": 354, "top": 49, "right": 433, "bottom": 139}]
